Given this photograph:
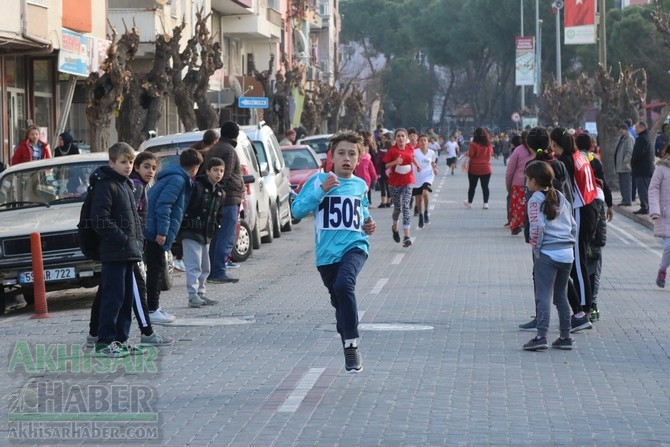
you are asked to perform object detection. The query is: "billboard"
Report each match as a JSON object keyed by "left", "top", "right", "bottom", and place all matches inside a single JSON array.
[
  {"left": 515, "top": 37, "right": 535, "bottom": 86},
  {"left": 565, "top": 0, "right": 596, "bottom": 45}
]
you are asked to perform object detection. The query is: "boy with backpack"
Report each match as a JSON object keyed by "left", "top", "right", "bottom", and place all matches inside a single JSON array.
[
  {"left": 144, "top": 148, "right": 203, "bottom": 324},
  {"left": 179, "top": 157, "right": 226, "bottom": 307},
  {"left": 86, "top": 151, "right": 174, "bottom": 347},
  {"left": 88, "top": 143, "right": 145, "bottom": 358}
]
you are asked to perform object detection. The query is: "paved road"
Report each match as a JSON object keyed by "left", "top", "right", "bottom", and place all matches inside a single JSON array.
[{"left": 2, "top": 157, "right": 670, "bottom": 446}]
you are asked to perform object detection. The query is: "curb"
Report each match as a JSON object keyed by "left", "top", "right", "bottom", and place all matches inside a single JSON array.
[{"left": 614, "top": 205, "right": 653, "bottom": 230}]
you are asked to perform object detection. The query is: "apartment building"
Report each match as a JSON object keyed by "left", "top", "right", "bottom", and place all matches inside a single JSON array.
[
  {"left": 0, "top": 0, "right": 107, "bottom": 165},
  {"left": 1, "top": 0, "right": 338, "bottom": 161}
]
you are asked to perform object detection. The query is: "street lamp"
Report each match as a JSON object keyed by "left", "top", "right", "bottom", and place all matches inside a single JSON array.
[{"left": 552, "top": 1, "right": 563, "bottom": 86}]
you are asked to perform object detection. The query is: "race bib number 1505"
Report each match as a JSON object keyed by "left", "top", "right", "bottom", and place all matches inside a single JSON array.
[{"left": 316, "top": 195, "right": 362, "bottom": 231}]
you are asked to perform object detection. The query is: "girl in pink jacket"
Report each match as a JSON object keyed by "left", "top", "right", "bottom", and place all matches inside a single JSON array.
[
  {"left": 649, "top": 144, "right": 670, "bottom": 287},
  {"left": 355, "top": 133, "right": 378, "bottom": 202}
]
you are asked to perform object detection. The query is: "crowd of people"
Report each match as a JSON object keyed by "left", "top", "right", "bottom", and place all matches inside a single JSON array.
[{"left": 7, "top": 117, "right": 670, "bottom": 364}]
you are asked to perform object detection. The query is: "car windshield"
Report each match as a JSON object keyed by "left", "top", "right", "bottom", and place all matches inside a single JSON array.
[
  {"left": 0, "top": 161, "right": 105, "bottom": 209},
  {"left": 283, "top": 149, "right": 319, "bottom": 170},
  {"left": 302, "top": 138, "right": 330, "bottom": 155}
]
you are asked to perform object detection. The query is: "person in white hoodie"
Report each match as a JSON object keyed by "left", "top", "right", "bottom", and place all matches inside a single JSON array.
[
  {"left": 649, "top": 144, "right": 670, "bottom": 288},
  {"left": 522, "top": 161, "right": 577, "bottom": 351}
]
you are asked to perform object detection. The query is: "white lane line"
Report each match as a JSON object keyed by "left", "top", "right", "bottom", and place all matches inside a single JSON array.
[
  {"left": 278, "top": 368, "right": 326, "bottom": 413},
  {"left": 370, "top": 278, "right": 388, "bottom": 295},
  {"left": 609, "top": 222, "right": 660, "bottom": 255},
  {"left": 392, "top": 254, "right": 404, "bottom": 265}
]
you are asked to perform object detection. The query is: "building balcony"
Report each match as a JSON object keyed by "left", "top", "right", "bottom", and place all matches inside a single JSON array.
[{"left": 221, "top": 10, "right": 281, "bottom": 40}]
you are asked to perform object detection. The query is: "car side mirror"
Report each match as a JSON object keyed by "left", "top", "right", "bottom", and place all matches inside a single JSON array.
[
  {"left": 259, "top": 161, "right": 269, "bottom": 175},
  {"left": 274, "top": 159, "right": 282, "bottom": 172},
  {"left": 243, "top": 174, "right": 255, "bottom": 184}
]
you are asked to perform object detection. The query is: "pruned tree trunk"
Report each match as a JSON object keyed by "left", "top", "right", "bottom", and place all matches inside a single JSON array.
[
  {"left": 248, "top": 53, "right": 277, "bottom": 129},
  {"left": 594, "top": 64, "right": 647, "bottom": 188},
  {"left": 86, "top": 21, "right": 139, "bottom": 152}
]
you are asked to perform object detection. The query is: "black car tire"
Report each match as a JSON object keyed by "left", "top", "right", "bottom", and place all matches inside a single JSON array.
[
  {"left": 281, "top": 203, "right": 293, "bottom": 232},
  {"left": 232, "top": 219, "right": 253, "bottom": 262},
  {"left": 252, "top": 215, "right": 262, "bottom": 250},
  {"left": 272, "top": 204, "right": 282, "bottom": 239}
]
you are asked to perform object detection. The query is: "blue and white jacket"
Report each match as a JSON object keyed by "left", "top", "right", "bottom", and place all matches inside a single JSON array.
[{"left": 291, "top": 173, "right": 371, "bottom": 266}]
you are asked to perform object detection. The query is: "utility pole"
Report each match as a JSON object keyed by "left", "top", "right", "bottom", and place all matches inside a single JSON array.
[
  {"left": 521, "top": 0, "right": 525, "bottom": 111},
  {"left": 533, "top": 0, "right": 542, "bottom": 96},
  {"left": 598, "top": 0, "right": 607, "bottom": 70},
  {"left": 554, "top": 2, "right": 562, "bottom": 85}
]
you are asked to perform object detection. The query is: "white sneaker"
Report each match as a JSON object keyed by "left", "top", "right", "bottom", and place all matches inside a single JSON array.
[
  {"left": 149, "top": 308, "right": 176, "bottom": 324},
  {"left": 463, "top": 200, "right": 471, "bottom": 208},
  {"left": 483, "top": 203, "right": 489, "bottom": 209},
  {"left": 172, "top": 259, "right": 186, "bottom": 271}
]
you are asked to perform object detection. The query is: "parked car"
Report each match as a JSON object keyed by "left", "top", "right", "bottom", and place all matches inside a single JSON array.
[
  {"left": 0, "top": 154, "right": 174, "bottom": 311},
  {"left": 297, "top": 134, "right": 333, "bottom": 163},
  {"left": 139, "top": 129, "right": 272, "bottom": 260},
  {"left": 280, "top": 145, "right": 322, "bottom": 194},
  {"left": 240, "top": 122, "right": 293, "bottom": 238}
]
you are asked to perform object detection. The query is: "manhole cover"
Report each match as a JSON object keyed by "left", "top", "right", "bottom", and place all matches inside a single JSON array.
[
  {"left": 168, "top": 317, "right": 253, "bottom": 327},
  {"left": 358, "top": 323, "right": 433, "bottom": 331}
]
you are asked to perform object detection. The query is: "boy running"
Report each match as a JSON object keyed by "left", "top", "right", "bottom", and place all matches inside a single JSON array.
[{"left": 291, "top": 131, "right": 376, "bottom": 373}]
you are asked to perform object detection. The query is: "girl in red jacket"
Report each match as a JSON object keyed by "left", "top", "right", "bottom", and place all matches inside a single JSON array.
[{"left": 12, "top": 124, "right": 52, "bottom": 165}]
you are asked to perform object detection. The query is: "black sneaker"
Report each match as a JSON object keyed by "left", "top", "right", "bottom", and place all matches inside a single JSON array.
[
  {"left": 551, "top": 337, "right": 574, "bottom": 350},
  {"left": 570, "top": 315, "right": 593, "bottom": 333},
  {"left": 403, "top": 236, "right": 412, "bottom": 247},
  {"left": 207, "top": 275, "right": 239, "bottom": 284},
  {"left": 518, "top": 317, "right": 537, "bottom": 331},
  {"left": 344, "top": 346, "right": 362, "bottom": 373},
  {"left": 633, "top": 208, "right": 649, "bottom": 215},
  {"left": 414, "top": 207, "right": 419, "bottom": 216},
  {"left": 590, "top": 304, "right": 600, "bottom": 322},
  {"left": 392, "top": 227, "right": 400, "bottom": 243},
  {"left": 523, "top": 336, "right": 548, "bottom": 351},
  {"left": 424, "top": 212, "right": 429, "bottom": 224},
  {"left": 418, "top": 214, "right": 424, "bottom": 229}
]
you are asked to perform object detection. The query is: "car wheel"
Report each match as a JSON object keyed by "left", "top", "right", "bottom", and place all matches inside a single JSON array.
[
  {"left": 281, "top": 203, "right": 293, "bottom": 232},
  {"left": 272, "top": 204, "right": 282, "bottom": 239},
  {"left": 22, "top": 287, "right": 35, "bottom": 305},
  {"left": 252, "top": 215, "right": 262, "bottom": 250},
  {"left": 232, "top": 219, "right": 253, "bottom": 262},
  {"left": 161, "top": 251, "right": 173, "bottom": 291}
]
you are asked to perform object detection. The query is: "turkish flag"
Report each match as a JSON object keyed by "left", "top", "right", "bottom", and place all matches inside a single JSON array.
[{"left": 565, "top": 0, "right": 595, "bottom": 27}]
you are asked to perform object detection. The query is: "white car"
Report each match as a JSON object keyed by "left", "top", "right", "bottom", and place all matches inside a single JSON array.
[
  {"left": 297, "top": 134, "right": 334, "bottom": 163},
  {"left": 0, "top": 154, "right": 175, "bottom": 311},
  {"left": 240, "top": 123, "right": 294, "bottom": 238}
]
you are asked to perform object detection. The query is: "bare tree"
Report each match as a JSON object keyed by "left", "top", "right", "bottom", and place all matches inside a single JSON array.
[
  {"left": 86, "top": 21, "right": 139, "bottom": 152},
  {"left": 538, "top": 73, "right": 595, "bottom": 128}
]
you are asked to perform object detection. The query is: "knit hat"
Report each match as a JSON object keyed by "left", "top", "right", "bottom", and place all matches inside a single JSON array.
[
  {"left": 220, "top": 121, "right": 239, "bottom": 139},
  {"left": 59, "top": 131, "right": 73, "bottom": 145}
]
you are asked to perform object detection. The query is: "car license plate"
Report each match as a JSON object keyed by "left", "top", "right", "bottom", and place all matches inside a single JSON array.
[{"left": 19, "top": 267, "right": 76, "bottom": 284}]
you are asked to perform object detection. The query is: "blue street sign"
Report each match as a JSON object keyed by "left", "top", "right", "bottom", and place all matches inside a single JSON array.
[{"left": 238, "top": 97, "right": 269, "bottom": 109}]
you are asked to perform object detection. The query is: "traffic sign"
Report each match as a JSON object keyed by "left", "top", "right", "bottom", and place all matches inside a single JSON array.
[
  {"left": 238, "top": 97, "right": 269, "bottom": 109},
  {"left": 511, "top": 112, "right": 521, "bottom": 123}
]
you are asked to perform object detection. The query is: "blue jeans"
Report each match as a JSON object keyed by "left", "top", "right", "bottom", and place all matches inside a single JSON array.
[
  {"left": 317, "top": 248, "right": 367, "bottom": 342},
  {"left": 209, "top": 205, "right": 239, "bottom": 279},
  {"left": 533, "top": 253, "right": 572, "bottom": 339}
]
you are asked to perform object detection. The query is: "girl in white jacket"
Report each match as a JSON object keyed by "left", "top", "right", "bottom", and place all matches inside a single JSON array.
[{"left": 649, "top": 144, "right": 670, "bottom": 287}]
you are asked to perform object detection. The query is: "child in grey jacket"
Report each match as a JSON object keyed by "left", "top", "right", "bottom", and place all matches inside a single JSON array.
[{"left": 523, "top": 161, "right": 577, "bottom": 351}]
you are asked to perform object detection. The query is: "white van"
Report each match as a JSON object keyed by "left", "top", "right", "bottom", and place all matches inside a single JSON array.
[{"left": 240, "top": 122, "right": 293, "bottom": 238}]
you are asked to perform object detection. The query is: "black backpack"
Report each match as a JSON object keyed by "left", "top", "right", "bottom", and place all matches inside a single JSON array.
[{"left": 77, "top": 184, "right": 100, "bottom": 261}]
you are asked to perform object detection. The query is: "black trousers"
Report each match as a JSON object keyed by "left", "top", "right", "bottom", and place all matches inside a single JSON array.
[
  {"left": 567, "top": 202, "right": 598, "bottom": 314},
  {"left": 89, "top": 262, "right": 153, "bottom": 337},
  {"left": 145, "top": 241, "right": 166, "bottom": 312}
]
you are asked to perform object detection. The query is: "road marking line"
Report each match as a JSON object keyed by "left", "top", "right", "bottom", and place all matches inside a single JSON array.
[
  {"left": 278, "top": 368, "right": 326, "bottom": 413},
  {"left": 609, "top": 222, "right": 660, "bottom": 255},
  {"left": 392, "top": 254, "right": 404, "bottom": 265},
  {"left": 370, "top": 278, "right": 388, "bottom": 295}
]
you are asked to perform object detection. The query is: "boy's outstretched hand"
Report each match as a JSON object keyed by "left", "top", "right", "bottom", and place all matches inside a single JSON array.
[
  {"left": 363, "top": 217, "right": 376, "bottom": 235},
  {"left": 321, "top": 172, "right": 340, "bottom": 192}
]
